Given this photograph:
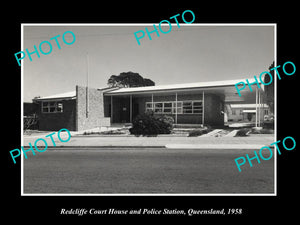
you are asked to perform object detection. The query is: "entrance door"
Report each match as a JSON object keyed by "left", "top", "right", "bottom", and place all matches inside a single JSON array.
[{"left": 120, "top": 97, "right": 130, "bottom": 123}]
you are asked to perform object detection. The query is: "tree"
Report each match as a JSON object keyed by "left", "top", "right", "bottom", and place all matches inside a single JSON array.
[
  {"left": 107, "top": 75, "right": 121, "bottom": 87},
  {"left": 143, "top": 78, "right": 155, "bottom": 86},
  {"left": 107, "top": 71, "right": 155, "bottom": 88},
  {"left": 263, "top": 62, "right": 274, "bottom": 113}
]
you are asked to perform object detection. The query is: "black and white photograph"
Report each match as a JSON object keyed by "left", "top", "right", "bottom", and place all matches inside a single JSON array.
[
  {"left": 5, "top": 4, "right": 298, "bottom": 221},
  {"left": 22, "top": 24, "right": 275, "bottom": 195}
]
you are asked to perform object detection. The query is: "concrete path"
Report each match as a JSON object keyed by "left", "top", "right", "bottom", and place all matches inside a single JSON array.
[{"left": 23, "top": 132, "right": 275, "bottom": 150}]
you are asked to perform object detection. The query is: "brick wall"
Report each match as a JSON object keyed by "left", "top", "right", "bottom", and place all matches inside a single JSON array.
[
  {"left": 76, "top": 86, "right": 110, "bottom": 131},
  {"left": 38, "top": 99, "right": 76, "bottom": 131}
]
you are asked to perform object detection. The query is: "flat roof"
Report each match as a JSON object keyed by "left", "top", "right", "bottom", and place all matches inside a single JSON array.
[
  {"left": 104, "top": 78, "right": 263, "bottom": 104},
  {"left": 35, "top": 91, "right": 76, "bottom": 100},
  {"left": 33, "top": 78, "right": 263, "bottom": 104},
  {"left": 34, "top": 86, "right": 118, "bottom": 101},
  {"left": 104, "top": 78, "right": 256, "bottom": 95}
]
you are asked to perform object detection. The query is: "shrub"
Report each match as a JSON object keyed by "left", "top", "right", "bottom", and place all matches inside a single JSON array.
[
  {"left": 250, "top": 128, "right": 274, "bottom": 134},
  {"left": 188, "top": 126, "right": 212, "bottom": 137},
  {"left": 263, "top": 121, "right": 274, "bottom": 129},
  {"left": 234, "top": 128, "right": 251, "bottom": 137},
  {"left": 188, "top": 129, "right": 207, "bottom": 137},
  {"left": 129, "top": 112, "right": 174, "bottom": 136}
]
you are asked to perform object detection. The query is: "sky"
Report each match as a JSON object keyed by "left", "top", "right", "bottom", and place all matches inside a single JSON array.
[{"left": 23, "top": 24, "right": 274, "bottom": 102}]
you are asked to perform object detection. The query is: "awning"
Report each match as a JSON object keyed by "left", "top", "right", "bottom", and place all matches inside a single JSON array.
[{"left": 104, "top": 78, "right": 264, "bottom": 104}]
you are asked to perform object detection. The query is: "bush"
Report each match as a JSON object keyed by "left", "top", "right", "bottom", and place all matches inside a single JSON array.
[
  {"left": 234, "top": 128, "right": 251, "bottom": 137},
  {"left": 129, "top": 112, "right": 174, "bottom": 136},
  {"left": 250, "top": 128, "right": 274, "bottom": 134},
  {"left": 263, "top": 121, "right": 274, "bottom": 129}
]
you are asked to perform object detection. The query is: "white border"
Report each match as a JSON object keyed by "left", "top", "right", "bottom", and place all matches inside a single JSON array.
[{"left": 21, "top": 23, "right": 277, "bottom": 196}]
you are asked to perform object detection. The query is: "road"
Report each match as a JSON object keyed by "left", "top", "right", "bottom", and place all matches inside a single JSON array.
[{"left": 23, "top": 148, "right": 274, "bottom": 194}]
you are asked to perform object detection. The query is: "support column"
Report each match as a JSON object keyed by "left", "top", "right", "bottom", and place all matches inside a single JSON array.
[
  {"left": 255, "top": 87, "right": 258, "bottom": 127},
  {"left": 151, "top": 93, "right": 154, "bottom": 111},
  {"left": 258, "top": 90, "right": 261, "bottom": 127},
  {"left": 86, "top": 53, "right": 89, "bottom": 118},
  {"left": 86, "top": 87, "right": 89, "bottom": 118},
  {"left": 175, "top": 92, "right": 178, "bottom": 124},
  {"left": 261, "top": 92, "right": 264, "bottom": 124},
  {"left": 111, "top": 96, "right": 113, "bottom": 123},
  {"left": 130, "top": 95, "right": 132, "bottom": 123},
  {"left": 202, "top": 91, "right": 205, "bottom": 126}
]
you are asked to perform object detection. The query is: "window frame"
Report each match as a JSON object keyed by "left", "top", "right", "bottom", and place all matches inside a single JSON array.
[
  {"left": 145, "top": 100, "right": 202, "bottom": 115},
  {"left": 41, "top": 100, "right": 64, "bottom": 113}
]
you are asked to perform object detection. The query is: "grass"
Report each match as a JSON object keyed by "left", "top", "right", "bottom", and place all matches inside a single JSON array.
[{"left": 83, "top": 129, "right": 128, "bottom": 135}]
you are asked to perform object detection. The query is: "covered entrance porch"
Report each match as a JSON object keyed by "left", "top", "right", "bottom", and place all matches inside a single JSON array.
[{"left": 103, "top": 79, "right": 267, "bottom": 128}]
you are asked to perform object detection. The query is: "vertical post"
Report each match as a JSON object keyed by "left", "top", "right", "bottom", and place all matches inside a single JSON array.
[
  {"left": 86, "top": 52, "right": 89, "bottom": 118},
  {"left": 130, "top": 94, "right": 132, "bottom": 123},
  {"left": 261, "top": 92, "right": 264, "bottom": 124},
  {"left": 258, "top": 90, "right": 261, "bottom": 127},
  {"left": 111, "top": 96, "right": 113, "bottom": 123},
  {"left": 255, "top": 87, "right": 258, "bottom": 127},
  {"left": 175, "top": 92, "right": 178, "bottom": 124},
  {"left": 202, "top": 91, "right": 205, "bottom": 126},
  {"left": 151, "top": 93, "right": 154, "bottom": 111}
]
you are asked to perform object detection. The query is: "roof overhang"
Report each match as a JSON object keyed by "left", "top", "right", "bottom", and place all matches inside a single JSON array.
[
  {"left": 34, "top": 91, "right": 76, "bottom": 101},
  {"left": 104, "top": 78, "right": 264, "bottom": 104}
]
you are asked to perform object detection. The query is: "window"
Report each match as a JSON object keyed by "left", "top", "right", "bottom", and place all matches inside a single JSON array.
[
  {"left": 163, "top": 102, "right": 172, "bottom": 113},
  {"left": 172, "top": 102, "right": 183, "bottom": 114},
  {"left": 192, "top": 101, "right": 202, "bottom": 114},
  {"left": 154, "top": 103, "right": 163, "bottom": 113},
  {"left": 42, "top": 101, "right": 63, "bottom": 113},
  {"left": 145, "top": 100, "right": 202, "bottom": 115},
  {"left": 145, "top": 103, "right": 153, "bottom": 112}
]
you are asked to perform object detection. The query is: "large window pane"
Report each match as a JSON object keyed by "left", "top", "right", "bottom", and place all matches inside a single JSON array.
[
  {"left": 57, "top": 102, "right": 63, "bottom": 112},
  {"left": 49, "top": 107, "right": 56, "bottom": 112},
  {"left": 183, "top": 101, "right": 192, "bottom": 114},
  {"left": 163, "top": 108, "right": 172, "bottom": 113},
  {"left": 164, "top": 102, "right": 172, "bottom": 108},
  {"left": 42, "top": 107, "right": 49, "bottom": 113},
  {"left": 154, "top": 108, "right": 162, "bottom": 113},
  {"left": 193, "top": 101, "right": 202, "bottom": 106},
  {"left": 42, "top": 101, "right": 63, "bottom": 113},
  {"left": 146, "top": 103, "right": 153, "bottom": 108},
  {"left": 155, "top": 103, "right": 162, "bottom": 108}
]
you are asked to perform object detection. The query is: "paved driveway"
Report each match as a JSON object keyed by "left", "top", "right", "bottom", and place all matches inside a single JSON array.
[{"left": 23, "top": 148, "right": 274, "bottom": 194}]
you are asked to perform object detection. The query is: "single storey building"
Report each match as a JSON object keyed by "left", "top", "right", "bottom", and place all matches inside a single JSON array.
[{"left": 33, "top": 78, "right": 266, "bottom": 131}]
